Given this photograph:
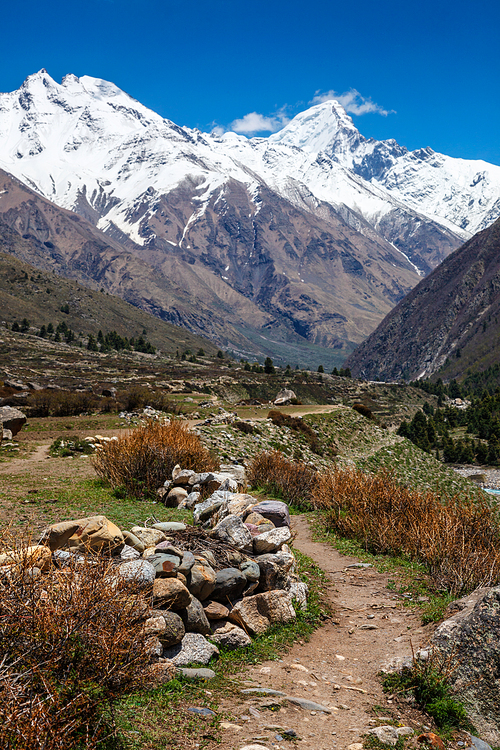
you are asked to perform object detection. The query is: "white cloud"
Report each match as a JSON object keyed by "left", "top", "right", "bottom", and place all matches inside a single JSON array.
[
  {"left": 230, "top": 109, "right": 290, "bottom": 134},
  {"left": 312, "top": 88, "right": 394, "bottom": 116}
]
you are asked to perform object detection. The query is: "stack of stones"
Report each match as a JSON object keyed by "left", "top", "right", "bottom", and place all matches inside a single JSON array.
[{"left": 28, "top": 464, "right": 307, "bottom": 677}]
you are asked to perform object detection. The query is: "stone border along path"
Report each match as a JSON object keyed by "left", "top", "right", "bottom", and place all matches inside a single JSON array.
[{"left": 215, "top": 514, "right": 436, "bottom": 750}]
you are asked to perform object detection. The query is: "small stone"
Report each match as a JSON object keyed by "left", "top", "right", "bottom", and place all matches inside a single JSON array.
[
  {"left": 152, "top": 522, "right": 187, "bottom": 532},
  {"left": 187, "top": 707, "right": 215, "bottom": 717},
  {"left": 178, "top": 667, "right": 216, "bottom": 680},
  {"left": 285, "top": 697, "right": 332, "bottom": 713},
  {"left": 369, "top": 726, "right": 401, "bottom": 746},
  {"left": 203, "top": 600, "right": 230, "bottom": 620}
]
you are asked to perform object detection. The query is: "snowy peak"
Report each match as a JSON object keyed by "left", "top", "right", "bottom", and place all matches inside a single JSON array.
[{"left": 269, "top": 99, "right": 360, "bottom": 156}]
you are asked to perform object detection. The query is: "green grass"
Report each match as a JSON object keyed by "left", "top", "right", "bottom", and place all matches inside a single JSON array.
[{"left": 0, "top": 476, "right": 192, "bottom": 532}]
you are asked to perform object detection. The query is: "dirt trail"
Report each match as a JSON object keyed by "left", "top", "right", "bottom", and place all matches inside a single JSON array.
[
  {"left": 219, "top": 515, "right": 434, "bottom": 750},
  {"left": 0, "top": 443, "right": 52, "bottom": 474}
]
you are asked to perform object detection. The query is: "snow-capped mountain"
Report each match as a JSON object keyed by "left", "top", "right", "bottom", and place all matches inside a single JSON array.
[{"left": 0, "top": 70, "right": 499, "bottom": 366}]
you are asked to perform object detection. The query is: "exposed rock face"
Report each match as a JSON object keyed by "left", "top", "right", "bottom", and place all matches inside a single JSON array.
[
  {"left": 346, "top": 218, "right": 500, "bottom": 381},
  {"left": 0, "top": 406, "right": 26, "bottom": 437},
  {"left": 431, "top": 585, "right": 500, "bottom": 744}
]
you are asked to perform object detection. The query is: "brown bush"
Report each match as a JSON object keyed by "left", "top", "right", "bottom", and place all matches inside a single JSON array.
[
  {"left": 234, "top": 420, "right": 256, "bottom": 435},
  {"left": 92, "top": 419, "right": 219, "bottom": 499},
  {"left": 27, "top": 389, "right": 100, "bottom": 417},
  {"left": 116, "top": 386, "right": 181, "bottom": 414},
  {"left": 313, "top": 467, "right": 500, "bottom": 594},
  {"left": 352, "top": 402, "right": 374, "bottom": 420},
  {"left": 247, "top": 449, "right": 317, "bottom": 510},
  {"left": 0, "top": 531, "right": 150, "bottom": 750}
]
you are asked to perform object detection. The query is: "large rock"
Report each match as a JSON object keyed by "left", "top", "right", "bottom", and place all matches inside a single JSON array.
[
  {"left": 431, "top": 585, "right": 500, "bottom": 744},
  {"left": 164, "top": 487, "right": 189, "bottom": 507},
  {"left": 162, "top": 632, "right": 219, "bottom": 667},
  {"left": 211, "top": 567, "right": 247, "bottom": 602},
  {"left": 255, "top": 551, "right": 295, "bottom": 590},
  {"left": 179, "top": 596, "right": 211, "bottom": 635},
  {"left": 229, "top": 590, "right": 296, "bottom": 635},
  {"left": 0, "top": 406, "right": 26, "bottom": 437},
  {"left": 187, "top": 558, "right": 217, "bottom": 601},
  {"left": 210, "top": 620, "right": 252, "bottom": 649},
  {"left": 117, "top": 559, "right": 156, "bottom": 589},
  {"left": 274, "top": 389, "right": 297, "bottom": 405},
  {"left": 130, "top": 527, "right": 166, "bottom": 548},
  {"left": 150, "top": 610, "right": 186, "bottom": 646},
  {"left": 42, "top": 516, "right": 124, "bottom": 554},
  {"left": 193, "top": 492, "right": 231, "bottom": 524},
  {"left": 153, "top": 578, "right": 192, "bottom": 610},
  {"left": 211, "top": 515, "right": 253, "bottom": 554},
  {"left": 249, "top": 500, "right": 290, "bottom": 528},
  {"left": 253, "top": 526, "right": 292, "bottom": 554},
  {"left": 212, "top": 493, "right": 257, "bottom": 525}
]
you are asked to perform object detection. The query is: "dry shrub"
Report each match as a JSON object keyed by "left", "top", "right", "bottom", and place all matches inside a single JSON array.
[
  {"left": 234, "top": 420, "right": 256, "bottom": 435},
  {"left": 314, "top": 467, "right": 500, "bottom": 594},
  {"left": 352, "top": 402, "right": 374, "bottom": 420},
  {"left": 116, "top": 386, "right": 181, "bottom": 414},
  {"left": 92, "top": 419, "right": 219, "bottom": 499},
  {"left": 0, "top": 531, "right": 150, "bottom": 750},
  {"left": 247, "top": 449, "right": 316, "bottom": 510},
  {"left": 27, "top": 389, "right": 100, "bottom": 417}
]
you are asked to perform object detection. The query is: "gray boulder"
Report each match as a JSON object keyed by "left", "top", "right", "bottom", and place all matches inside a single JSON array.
[
  {"left": 179, "top": 596, "right": 211, "bottom": 635},
  {"left": 255, "top": 551, "right": 295, "bottom": 591},
  {"left": 0, "top": 406, "right": 26, "bottom": 437},
  {"left": 432, "top": 585, "right": 500, "bottom": 744},
  {"left": 210, "top": 620, "right": 252, "bottom": 649},
  {"left": 116, "top": 559, "right": 156, "bottom": 589},
  {"left": 149, "top": 610, "right": 186, "bottom": 647},
  {"left": 253, "top": 526, "right": 292, "bottom": 554},
  {"left": 211, "top": 515, "right": 253, "bottom": 554},
  {"left": 249, "top": 500, "right": 290, "bottom": 528},
  {"left": 163, "top": 632, "right": 219, "bottom": 667},
  {"left": 274, "top": 389, "right": 296, "bottom": 405},
  {"left": 211, "top": 567, "right": 247, "bottom": 602}
]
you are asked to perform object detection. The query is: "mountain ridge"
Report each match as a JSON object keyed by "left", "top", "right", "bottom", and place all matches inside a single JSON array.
[
  {"left": 1, "top": 70, "right": 500, "bottom": 366},
  {"left": 345, "top": 217, "right": 500, "bottom": 382}
]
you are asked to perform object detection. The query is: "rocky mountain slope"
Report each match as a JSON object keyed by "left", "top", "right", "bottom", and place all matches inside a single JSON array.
[
  {"left": 1, "top": 71, "right": 500, "bottom": 366},
  {"left": 345, "top": 218, "right": 500, "bottom": 381}
]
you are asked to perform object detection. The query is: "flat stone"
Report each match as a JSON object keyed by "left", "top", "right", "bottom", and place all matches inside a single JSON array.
[
  {"left": 152, "top": 522, "right": 187, "bottom": 532},
  {"left": 187, "top": 707, "right": 216, "bottom": 717},
  {"left": 240, "top": 688, "right": 286, "bottom": 696},
  {"left": 284, "top": 697, "right": 331, "bottom": 713},
  {"left": 179, "top": 667, "right": 216, "bottom": 680},
  {"left": 203, "top": 601, "right": 230, "bottom": 620}
]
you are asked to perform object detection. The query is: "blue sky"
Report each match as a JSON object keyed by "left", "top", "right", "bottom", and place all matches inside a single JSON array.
[{"left": 2, "top": 0, "right": 500, "bottom": 164}]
